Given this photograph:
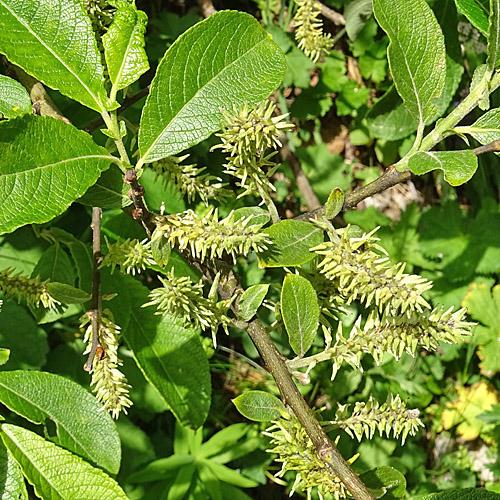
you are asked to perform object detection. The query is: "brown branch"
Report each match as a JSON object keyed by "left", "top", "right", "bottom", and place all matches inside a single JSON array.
[
  {"left": 197, "top": 0, "right": 217, "bottom": 18},
  {"left": 295, "top": 166, "right": 412, "bottom": 221},
  {"left": 280, "top": 139, "right": 321, "bottom": 211},
  {"left": 473, "top": 139, "right": 500, "bottom": 155},
  {"left": 84, "top": 207, "right": 103, "bottom": 372},
  {"left": 319, "top": 2, "right": 345, "bottom": 26},
  {"left": 124, "top": 169, "right": 156, "bottom": 237}
]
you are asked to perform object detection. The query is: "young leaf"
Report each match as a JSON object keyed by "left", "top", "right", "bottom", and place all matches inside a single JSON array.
[
  {"left": 32, "top": 245, "right": 75, "bottom": 285},
  {"left": 0, "top": 371, "right": 121, "bottom": 474},
  {"left": 232, "top": 391, "right": 285, "bottom": 421},
  {"left": 373, "top": 0, "right": 446, "bottom": 128},
  {"left": 487, "top": 0, "right": 500, "bottom": 71},
  {"left": 233, "top": 207, "right": 271, "bottom": 227},
  {"left": 0, "top": 349, "right": 9, "bottom": 366},
  {"left": 122, "top": 279, "right": 211, "bottom": 429},
  {"left": 408, "top": 150, "right": 478, "bottom": 186},
  {"left": 0, "top": 0, "right": 110, "bottom": 112},
  {"left": 257, "top": 220, "right": 323, "bottom": 268},
  {"left": 422, "top": 489, "right": 500, "bottom": 500},
  {"left": 359, "top": 466, "right": 406, "bottom": 498},
  {"left": 238, "top": 284, "right": 269, "bottom": 322},
  {"left": 468, "top": 107, "right": 500, "bottom": 147},
  {"left": 344, "top": 0, "right": 373, "bottom": 41},
  {"left": 103, "top": 1, "right": 149, "bottom": 101},
  {"left": 324, "top": 187, "right": 344, "bottom": 220},
  {"left": 454, "top": 0, "right": 489, "bottom": 35},
  {"left": 0, "top": 115, "right": 114, "bottom": 235},
  {"left": 138, "top": 10, "right": 286, "bottom": 163},
  {"left": 0, "top": 75, "right": 31, "bottom": 119},
  {"left": 281, "top": 274, "right": 320, "bottom": 357},
  {"left": 1, "top": 424, "right": 128, "bottom": 500},
  {"left": 0, "top": 438, "right": 28, "bottom": 500},
  {"left": 45, "top": 282, "right": 91, "bottom": 304}
]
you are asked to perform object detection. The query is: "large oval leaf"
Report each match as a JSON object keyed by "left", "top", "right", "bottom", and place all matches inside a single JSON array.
[
  {"left": 0, "top": 0, "right": 109, "bottom": 112},
  {"left": 138, "top": 10, "right": 286, "bottom": 164},
  {"left": 281, "top": 274, "right": 320, "bottom": 357},
  {"left": 1, "top": 424, "right": 127, "bottom": 500},
  {"left": 0, "top": 371, "right": 121, "bottom": 474},
  {"left": 0, "top": 115, "right": 114, "bottom": 235},
  {"left": 120, "top": 278, "right": 211, "bottom": 429},
  {"left": 0, "top": 438, "right": 28, "bottom": 500},
  {"left": 373, "top": 0, "right": 446, "bottom": 127}
]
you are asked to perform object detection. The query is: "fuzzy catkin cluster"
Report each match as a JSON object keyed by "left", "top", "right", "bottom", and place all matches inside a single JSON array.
[
  {"left": 81, "top": 310, "right": 132, "bottom": 419},
  {"left": 214, "top": 100, "right": 293, "bottom": 197},
  {"left": 264, "top": 410, "right": 353, "bottom": 500},
  {"left": 156, "top": 208, "right": 270, "bottom": 263},
  {"left": 143, "top": 270, "right": 233, "bottom": 346},
  {"left": 150, "top": 154, "right": 230, "bottom": 205},
  {"left": 0, "top": 268, "right": 59, "bottom": 310},
  {"left": 312, "top": 227, "right": 432, "bottom": 317},
  {"left": 100, "top": 237, "right": 155, "bottom": 275},
  {"left": 328, "top": 394, "right": 424, "bottom": 445},
  {"left": 294, "top": 0, "right": 333, "bottom": 62}
]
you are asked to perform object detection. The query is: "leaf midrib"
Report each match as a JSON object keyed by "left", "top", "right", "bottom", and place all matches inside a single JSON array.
[
  {"left": 141, "top": 36, "right": 268, "bottom": 163},
  {"left": 0, "top": 0, "right": 105, "bottom": 112},
  {"left": 0, "top": 155, "right": 113, "bottom": 179}
]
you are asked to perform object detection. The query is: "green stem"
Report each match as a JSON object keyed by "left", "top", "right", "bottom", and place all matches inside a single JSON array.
[
  {"left": 395, "top": 71, "right": 500, "bottom": 171},
  {"left": 101, "top": 110, "right": 131, "bottom": 167},
  {"left": 257, "top": 183, "right": 281, "bottom": 223}
]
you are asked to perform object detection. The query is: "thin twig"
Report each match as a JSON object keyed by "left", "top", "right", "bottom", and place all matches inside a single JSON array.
[
  {"left": 319, "top": 2, "right": 345, "bottom": 26},
  {"left": 197, "top": 0, "right": 217, "bottom": 17},
  {"left": 280, "top": 139, "right": 321, "bottom": 211},
  {"left": 84, "top": 207, "right": 103, "bottom": 372},
  {"left": 473, "top": 139, "right": 500, "bottom": 155}
]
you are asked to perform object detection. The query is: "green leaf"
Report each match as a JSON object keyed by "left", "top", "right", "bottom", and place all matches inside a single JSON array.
[
  {"left": 122, "top": 279, "right": 211, "bottom": 429},
  {"left": 128, "top": 454, "right": 194, "bottom": 483},
  {"left": 471, "top": 64, "right": 490, "bottom": 111},
  {"left": 199, "top": 423, "right": 249, "bottom": 459},
  {"left": 455, "top": 0, "right": 489, "bottom": 35},
  {"left": 325, "top": 187, "right": 344, "bottom": 220},
  {"left": 0, "top": 349, "right": 10, "bottom": 366},
  {"left": 78, "top": 165, "right": 132, "bottom": 209},
  {"left": 468, "top": 108, "right": 500, "bottom": 146},
  {"left": 238, "top": 284, "right": 269, "bottom": 322},
  {"left": 0, "top": 302, "right": 47, "bottom": 370},
  {"left": 463, "top": 283, "right": 500, "bottom": 375},
  {"left": 45, "top": 283, "right": 91, "bottom": 304},
  {"left": 0, "top": 0, "right": 110, "bottom": 112},
  {"left": 373, "top": 0, "right": 446, "bottom": 127},
  {"left": 200, "top": 459, "right": 258, "bottom": 488},
  {"left": 257, "top": 220, "right": 323, "bottom": 268},
  {"left": 366, "top": 85, "right": 418, "bottom": 140},
  {"left": 233, "top": 207, "right": 270, "bottom": 227},
  {"left": 359, "top": 466, "right": 406, "bottom": 498},
  {"left": 151, "top": 229, "right": 171, "bottom": 268},
  {"left": 1, "top": 424, "right": 127, "bottom": 500},
  {"left": 0, "top": 75, "right": 31, "bottom": 119},
  {"left": 344, "top": 0, "right": 373, "bottom": 41},
  {"left": 32, "top": 245, "right": 75, "bottom": 286},
  {"left": 232, "top": 390, "right": 285, "bottom": 422},
  {"left": 281, "top": 274, "right": 320, "bottom": 357},
  {"left": 138, "top": 10, "right": 286, "bottom": 163},
  {"left": 0, "top": 115, "right": 113, "bottom": 235},
  {"left": 421, "top": 488, "right": 500, "bottom": 499},
  {"left": 408, "top": 150, "right": 478, "bottom": 186},
  {"left": 488, "top": 0, "right": 500, "bottom": 71},
  {"left": 103, "top": 1, "right": 149, "bottom": 98},
  {"left": 0, "top": 371, "right": 121, "bottom": 474},
  {"left": 0, "top": 438, "right": 28, "bottom": 500}
]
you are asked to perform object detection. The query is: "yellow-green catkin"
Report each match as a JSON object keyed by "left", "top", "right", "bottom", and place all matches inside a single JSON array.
[
  {"left": 294, "top": 0, "right": 333, "bottom": 62},
  {"left": 81, "top": 310, "right": 132, "bottom": 419}
]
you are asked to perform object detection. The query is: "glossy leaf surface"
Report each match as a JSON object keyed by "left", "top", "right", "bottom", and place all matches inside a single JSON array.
[
  {"left": 0, "top": 75, "right": 31, "bottom": 119},
  {"left": 0, "top": 0, "right": 109, "bottom": 111},
  {"left": 0, "top": 115, "right": 113, "bottom": 235},
  {"left": 0, "top": 371, "right": 121, "bottom": 474},
  {"left": 373, "top": 0, "right": 446, "bottom": 126},
  {"left": 1, "top": 424, "right": 127, "bottom": 500},
  {"left": 232, "top": 391, "right": 285, "bottom": 421}
]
